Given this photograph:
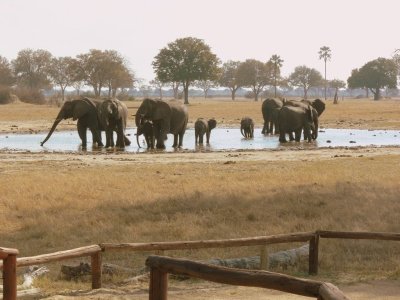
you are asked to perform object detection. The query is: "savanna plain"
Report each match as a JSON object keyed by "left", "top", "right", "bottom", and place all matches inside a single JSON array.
[{"left": 1, "top": 98, "right": 400, "bottom": 299}]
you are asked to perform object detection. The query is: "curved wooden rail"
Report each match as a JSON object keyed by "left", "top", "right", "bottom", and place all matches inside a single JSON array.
[
  {"left": 145, "top": 255, "right": 349, "bottom": 300},
  {"left": 1, "top": 247, "right": 19, "bottom": 300}
]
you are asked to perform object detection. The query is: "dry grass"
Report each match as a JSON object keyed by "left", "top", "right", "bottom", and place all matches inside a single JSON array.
[
  {"left": 1, "top": 97, "right": 400, "bottom": 293},
  {"left": 1, "top": 97, "right": 400, "bottom": 133}
]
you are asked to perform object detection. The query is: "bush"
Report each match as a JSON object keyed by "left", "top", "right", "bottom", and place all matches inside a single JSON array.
[
  {"left": 15, "top": 88, "right": 46, "bottom": 104},
  {"left": 0, "top": 86, "right": 12, "bottom": 104},
  {"left": 244, "top": 91, "right": 255, "bottom": 99}
]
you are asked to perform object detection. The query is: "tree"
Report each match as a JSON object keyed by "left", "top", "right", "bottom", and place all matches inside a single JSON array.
[
  {"left": 218, "top": 60, "right": 241, "bottom": 100},
  {"left": 12, "top": 48, "right": 52, "bottom": 90},
  {"left": 152, "top": 37, "right": 220, "bottom": 104},
  {"left": 76, "top": 49, "right": 134, "bottom": 98},
  {"left": 268, "top": 54, "right": 284, "bottom": 97},
  {"left": 150, "top": 78, "right": 165, "bottom": 99},
  {"left": 0, "top": 56, "right": 15, "bottom": 87},
  {"left": 347, "top": 57, "right": 397, "bottom": 100},
  {"left": 47, "top": 56, "right": 77, "bottom": 101},
  {"left": 318, "top": 46, "right": 331, "bottom": 100},
  {"left": 236, "top": 59, "right": 273, "bottom": 101},
  {"left": 194, "top": 80, "right": 217, "bottom": 98},
  {"left": 329, "top": 79, "right": 346, "bottom": 104},
  {"left": 289, "top": 65, "right": 323, "bottom": 99}
]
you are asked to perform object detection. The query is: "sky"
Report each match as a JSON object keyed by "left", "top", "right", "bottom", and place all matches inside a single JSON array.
[{"left": 0, "top": 0, "right": 399, "bottom": 84}]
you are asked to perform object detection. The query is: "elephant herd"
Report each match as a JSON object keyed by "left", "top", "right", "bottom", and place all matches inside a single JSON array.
[
  {"left": 261, "top": 98, "right": 325, "bottom": 143},
  {"left": 40, "top": 97, "right": 325, "bottom": 150}
]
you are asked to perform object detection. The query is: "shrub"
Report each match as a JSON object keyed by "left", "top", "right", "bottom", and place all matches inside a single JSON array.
[
  {"left": 15, "top": 88, "right": 46, "bottom": 104},
  {"left": 0, "top": 86, "right": 12, "bottom": 104}
]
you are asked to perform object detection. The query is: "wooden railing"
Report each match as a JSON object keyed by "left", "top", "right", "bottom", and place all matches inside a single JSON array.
[
  {"left": 146, "top": 255, "right": 349, "bottom": 300},
  {"left": 1, "top": 230, "right": 400, "bottom": 298},
  {"left": 0, "top": 247, "right": 19, "bottom": 300}
]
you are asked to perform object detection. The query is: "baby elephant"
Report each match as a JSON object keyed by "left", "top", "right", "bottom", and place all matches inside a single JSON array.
[
  {"left": 240, "top": 117, "right": 254, "bottom": 138},
  {"left": 136, "top": 119, "right": 156, "bottom": 149},
  {"left": 195, "top": 118, "right": 217, "bottom": 144}
]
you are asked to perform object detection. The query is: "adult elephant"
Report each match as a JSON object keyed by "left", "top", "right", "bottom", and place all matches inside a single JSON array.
[
  {"left": 278, "top": 105, "right": 318, "bottom": 143},
  {"left": 261, "top": 98, "right": 284, "bottom": 134},
  {"left": 98, "top": 98, "right": 131, "bottom": 148},
  {"left": 40, "top": 97, "right": 103, "bottom": 149},
  {"left": 284, "top": 99, "right": 325, "bottom": 117},
  {"left": 195, "top": 118, "right": 217, "bottom": 144},
  {"left": 135, "top": 98, "right": 188, "bottom": 149}
]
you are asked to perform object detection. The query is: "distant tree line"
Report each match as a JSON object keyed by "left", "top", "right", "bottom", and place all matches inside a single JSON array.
[
  {"left": 1, "top": 37, "right": 399, "bottom": 105},
  {"left": 0, "top": 49, "right": 134, "bottom": 104}
]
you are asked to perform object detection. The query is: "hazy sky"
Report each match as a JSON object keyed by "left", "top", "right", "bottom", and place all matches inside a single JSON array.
[{"left": 1, "top": 0, "right": 398, "bottom": 83}]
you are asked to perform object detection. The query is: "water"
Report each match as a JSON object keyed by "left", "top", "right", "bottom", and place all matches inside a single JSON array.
[{"left": 0, "top": 128, "right": 399, "bottom": 153}]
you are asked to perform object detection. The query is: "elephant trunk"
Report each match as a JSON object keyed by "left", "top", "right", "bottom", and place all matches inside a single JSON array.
[
  {"left": 41, "top": 117, "right": 62, "bottom": 146},
  {"left": 136, "top": 130, "right": 142, "bottom": 148}
]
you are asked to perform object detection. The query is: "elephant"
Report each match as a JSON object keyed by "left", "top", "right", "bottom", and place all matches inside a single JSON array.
[
  {"left": 278, "top": 105, "right": 318, "bottom": 143},
  {"left": 284, "top": 99, "right": 325, "bottom": 117},
  {"left": 261, "top": 98, "right": 284, "bottom": 135},
  {"left": 194, "top": 118, "right": 217, "bottom": 144},
  {"left": 134, "top": 98, "right": 188, "bottom": 149},
  {"left": 40, "top": 97, "right": 104, "bottom": 149},
  {"left": 302, "top": 98, "right": 325, "bottom": 116},
  {"left": 240, "top": 117, "right": 254, "bottom": 138},
  {"left": 136, "top": 119, "right": 156, "bottom": 149},
  {"left": 98, "top": 98, "right": 131, "bottom": 148}
]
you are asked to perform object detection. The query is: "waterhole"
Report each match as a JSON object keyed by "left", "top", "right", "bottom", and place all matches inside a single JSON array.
[{"left": 0, "top": 128, "right": 399, "bottom": 153}]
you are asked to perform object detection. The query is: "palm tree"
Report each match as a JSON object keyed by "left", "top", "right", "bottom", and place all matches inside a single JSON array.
[
  {"left": 318, "top": 46, "right": 331, "bottom": 100},
  {"left": 269, "top": 54, "right": 284, "bottom": 97}
]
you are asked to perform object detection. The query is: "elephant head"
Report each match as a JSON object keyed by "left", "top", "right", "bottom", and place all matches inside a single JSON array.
[
  {"left": 302, "top": 98, "right": 325, "bottom": 116},
  {"left": 305, "top": 106, "right": 319, "bottom": 140},
  {"left": 40, "top": 98, "right": 98, "bottom": 146},
  {"left": 135, "top": 98, "right": 172, "bottom": 148},
  {"left": 208, "top": 119, "right": 217, "bottom": 131}
]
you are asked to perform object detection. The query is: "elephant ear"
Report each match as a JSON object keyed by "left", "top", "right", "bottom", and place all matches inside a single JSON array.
[
  {"left": 72, "top": 99, "right": 92, "bottom": 120},
  {"left": 153, "top": 100, "right": 172, "bottom": 120},
  {"left": 306, "top": 105, "right": 314, "bottom": 123}
]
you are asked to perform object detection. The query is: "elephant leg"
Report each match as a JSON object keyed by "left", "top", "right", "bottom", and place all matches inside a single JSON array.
[
  {"left": 105, "top": 130, "right": 112, "bottom": 148},
  {"left": 195, "top": 132, "right": 199, "bottom": 144},
  {"left": 178, "top": 132, "right": 184, "bottom": 147},
  {"left": 124, "top": 135, "right": 131, "bottom": 146},
  {"left": 289, "top": 132, "right": 295, "bottom": 141},
  {"left": 279, "top": 131, "right": 287, "bottom": 143},
  {"left": 172, "top": 134, "right": 178, "bottom": 148},
  {"left": 261, "top": 122, "right": 266, "bottom": 134},
  {"left": 92, "top": 129, "right": 103, "bottom": 147},
  {"left": 206, "top": 131, "right": 210, "bottom": 143},
  {"left": 295, "top": 130, "right": 301, "bottom": 142},
  {"left": 199, "top": 134, "right": 203, "bottom": 144},
  {"left": 77, "top": 120, "right": 88, "bottom": 148}
]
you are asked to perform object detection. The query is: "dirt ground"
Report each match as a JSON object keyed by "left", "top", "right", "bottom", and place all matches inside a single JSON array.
[{"left": 42, "top": 278, "right": 400, "bottom": 299}]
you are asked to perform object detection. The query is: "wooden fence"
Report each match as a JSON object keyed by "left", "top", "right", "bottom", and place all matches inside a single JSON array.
[
  {"left": 0, "top": 247, "right": 19, "bottom": 300},
  {"left": 1, "top": 230, "right": 400, "bottom": 299},
  {"left": 146, "top": 255, "right": 349, "bottom": 300}
]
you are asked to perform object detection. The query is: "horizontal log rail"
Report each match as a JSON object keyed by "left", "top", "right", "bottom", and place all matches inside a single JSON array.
[
  {"left": 100, "top": 232, "right": 315, "bottom": 251},
  {"left": 15, "top": 245, "right": 102, "bottom": 267},
  {"left": 146, "top": 255, "right": 349, "bottom": 300},
  {"left": 317, "top": 230, "right": 400, "bottom": 241},
  {"left": 1, "top": 247, "right": 19, "bottom": 300}
]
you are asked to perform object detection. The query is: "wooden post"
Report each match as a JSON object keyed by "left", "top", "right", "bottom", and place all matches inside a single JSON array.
[
  {"left": 309, "top": 234, "right": 319, "bottom": 275},
  {"left": 91, "top": 251, "right": 102, "bottom": 289},
  {"left": 149, "top": 267, "right": 168, "bottom": 300},
  {"left": 3, "top": 254, "right": 17, "bottom": 300},
  {"left": 259, "top": 245, "right": 268, "bottom": 270}
]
